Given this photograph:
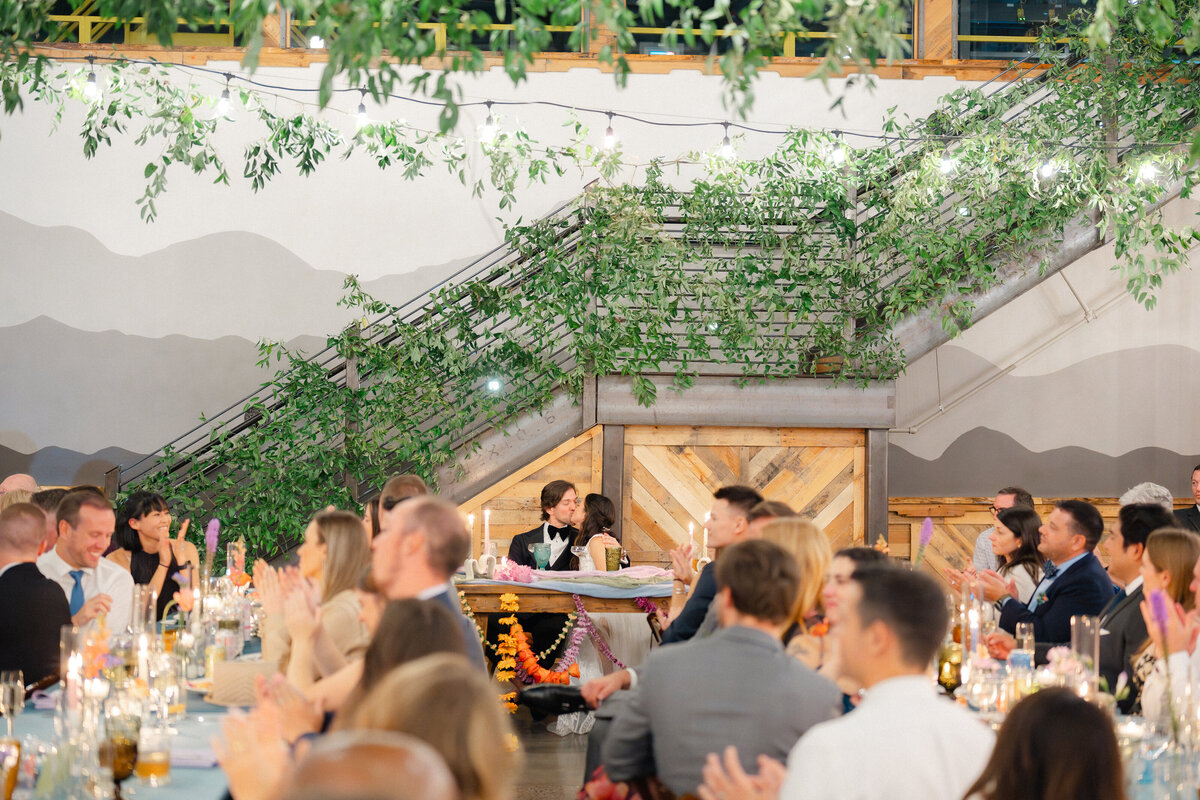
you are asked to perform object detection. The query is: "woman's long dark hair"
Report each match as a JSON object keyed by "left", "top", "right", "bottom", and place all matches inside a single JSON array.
[
  {"left": 569, "top": 493, "right": 617, "bottom": 569},
  {"left": 996, "top": 506, "right": 1042, "bottom": 582},
  {"left": 114, "top": 491, "right": 169, "bottom": 552},
  {"left": 962, "top": 688, "right": 1125, "bottom": 800}
]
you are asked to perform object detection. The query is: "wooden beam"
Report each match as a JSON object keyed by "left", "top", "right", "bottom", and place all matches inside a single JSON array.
[
  {"left": 25, "top": 43, "right": 1048, "bottom": 82},
  {"left": 865, "top": 428, "right": 888, "bottom": 542},
  {"left": 602, "top": 424, "right": 625, "bottom": 522},
  {"left": 922, "top": 0, "right": 954, "bottom": 59}
]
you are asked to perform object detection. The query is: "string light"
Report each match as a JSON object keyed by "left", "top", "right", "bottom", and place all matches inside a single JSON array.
[
  {"left": 1038, "top": 160, "right": 1061, "bottom": 180},
  {"left": 830, "top": 132, "right": 847, "bottom": 165},
  {"left": 82, "top": 56, "right": 100, "bottom": 103},
  {"left": 939, "top": 155, "right": 957, "bottom": 174},
  {"left": 1137, "top": 161, "right": 1159, "bottom": 182},
  {"left": 718, "top": 122, "right": 734, "bottom": 160},
  {"left": 215, "top": 74, "right": 232, "bottom": 117},
  {"left": 480, "top": 101, "right": 498, "bottom": 146},
  {"left": 603, "top": 112, "right": 617, "bottom": 151},
  {"left": 309, "top": 35, "right": 325, "bottom": 48},
  {"left": 356, "top": 90, "right": 370, "bottom": 130},
  {"left": 957, "top": 206, "right": 971, "bottom": 217},
  {"left": 486, "top": 378, "right": 502, "bottom": 393}
]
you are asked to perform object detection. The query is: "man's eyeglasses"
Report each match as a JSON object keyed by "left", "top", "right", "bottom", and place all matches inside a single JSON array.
[{"left": 988, "top": 505, "right": 1002, "bottom": 515}]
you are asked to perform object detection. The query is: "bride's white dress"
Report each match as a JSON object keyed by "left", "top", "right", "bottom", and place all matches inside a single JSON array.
[{"left": 546, "top": 536, "right": 654, "bottom": 736}]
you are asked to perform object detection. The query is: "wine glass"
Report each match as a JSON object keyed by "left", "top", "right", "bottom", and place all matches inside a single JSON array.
[
  {"left": 0, "top": 670, "right": 23, "bottom": 738},
  {"left": 531, "top": 543, "right": 551, "bottom": 570}
]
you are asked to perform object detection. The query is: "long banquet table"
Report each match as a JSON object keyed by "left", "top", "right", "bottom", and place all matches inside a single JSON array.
[{"left": 13, "top": 692, "right": 232, "bottom": 799}]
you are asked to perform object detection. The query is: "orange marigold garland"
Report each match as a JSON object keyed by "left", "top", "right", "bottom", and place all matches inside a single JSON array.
[{"left": 499, "top": 592, "right": 579, "bottom": 686}]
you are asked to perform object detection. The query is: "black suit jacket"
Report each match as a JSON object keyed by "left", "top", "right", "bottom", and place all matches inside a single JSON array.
[
  {"left": 507, "top": 524, "right": 580, "bottom": 571},
  {"left": 998, "top": 552, "right": 1114, "bottom": 644},
  {"left": 0, "top": 562, "right": 72, "bottom": 684},
  {"left": 1175, "top": 506, "right": 1200, "bottom": 533},
  {"left": 1098, "top": 584, "right": 1147, "bottom": 713}
]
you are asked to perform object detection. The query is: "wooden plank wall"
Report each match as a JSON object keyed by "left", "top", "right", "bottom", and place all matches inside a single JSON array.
[
  {"left": 457, "top": 426, "right": 603, "bottom": 557},
  {"left": 622, "top": 426, "right": 867, "bottom": 566}
]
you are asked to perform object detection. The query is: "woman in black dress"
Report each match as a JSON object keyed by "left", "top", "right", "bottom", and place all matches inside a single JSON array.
[{"left": 107, "top": 491, "right": 199, "bottom": 619}]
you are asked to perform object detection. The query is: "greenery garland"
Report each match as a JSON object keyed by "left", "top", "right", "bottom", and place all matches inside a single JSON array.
[{"left": 12, "top": 10, "right": 1185, "bottom": 561}]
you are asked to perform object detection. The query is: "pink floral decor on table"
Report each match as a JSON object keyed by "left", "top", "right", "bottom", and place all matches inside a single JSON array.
[{"left": 493, "top": 560, "right": 535, "bottom": 583}]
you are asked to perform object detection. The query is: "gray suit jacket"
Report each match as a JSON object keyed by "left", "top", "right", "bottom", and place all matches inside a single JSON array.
[{"left": 603, "top": 625, "right": 841, "bottom": 796}]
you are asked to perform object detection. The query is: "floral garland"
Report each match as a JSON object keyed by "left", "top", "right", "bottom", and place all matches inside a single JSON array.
[
  {"left": 494, "top": 592, "right": 580, "bottom": 685},
  {"left": 571, "top": 594, "right": 628, "bottom": 671},
  {"left": 458, "top": 590, "right": 576, "bottom": 658}
]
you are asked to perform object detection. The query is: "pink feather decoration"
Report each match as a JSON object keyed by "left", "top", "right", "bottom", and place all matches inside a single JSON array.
[
  {"left": 920, "top": 517, "right": 934, "bottom": 547},
  {"left": 205, "top": 518, "right": 220, "bottom": 555}
]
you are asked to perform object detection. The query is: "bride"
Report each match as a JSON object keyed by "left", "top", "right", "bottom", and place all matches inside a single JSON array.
[{"left": 547, "top": 493, "right": 648, "bottom": 736}]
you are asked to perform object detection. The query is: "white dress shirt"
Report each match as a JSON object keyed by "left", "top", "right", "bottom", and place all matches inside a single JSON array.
[
  {"left": 37, "top": 548, "right": 134, "bottom": 632},
  {"left": 780, "top": 675, "right": 995, "bottom": 800},
  {"left": 543, "top": 522, "right": 569, "bottom": 566}
]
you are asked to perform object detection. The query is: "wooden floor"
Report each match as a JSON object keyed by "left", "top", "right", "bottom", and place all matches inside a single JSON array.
[{"left": 512, "top": 709, "right": 590, "bottom": 800}]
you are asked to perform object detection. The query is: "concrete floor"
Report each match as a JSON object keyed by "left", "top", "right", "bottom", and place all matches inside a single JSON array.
[{"left": 512, "top": 710, "right": 590, "bottom": 800}]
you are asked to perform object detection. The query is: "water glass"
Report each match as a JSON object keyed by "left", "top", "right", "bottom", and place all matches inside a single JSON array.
[
  {"left": 0, "top": 672, "right": 22, "bottom": 740},
  {"left": 1015, "top": 622, "right": 1035, "bottom": 652},
  {"left": 131, "top": 586, "right": 158, "bottom": 638}
]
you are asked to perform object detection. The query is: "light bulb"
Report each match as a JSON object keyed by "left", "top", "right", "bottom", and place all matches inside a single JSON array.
[
  {"left": 830, "top": 145, "right": 847, "bottom": 165},
  {"left": 957, "top": 206, "right": 971, "bottom": 217},
  {"left": 309, "top": 35, "right": 325, "bottom": 48},
  {"left": 356, "top": 100, "right": 369, "bottom": 130},
  {"left": 718, "top": 123, "right": 734, "bottom": 159},
  {"left": 216, "top": 87, "right": 231, "bottom": 117},
  {"left": 1039, "top": 160, "right": 1060, "bottom": 179},
  {"left": 1138, "top": 162, "right": 1158, "bottom": 182},
  {"left": 480, "top": 103, "right": 497, "bottom": 146},
  {"left": 486, "top": 378, "right": 502, "bottom": 393},
  {"left": 603, "top": 126, "right": 617, "bottom": 151},
  {"left": 939, "top": 156, "right": 957, "bottom": 174},
  {"left": 83, "top": 71, "right": 100, "bottom": 102}
]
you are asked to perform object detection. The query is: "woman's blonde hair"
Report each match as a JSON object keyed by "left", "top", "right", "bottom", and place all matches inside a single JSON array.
[
  {"left": 1146, "top": 528, "right": 1200, "bottom": 609},
  {"left": 347, "top": 653, "right": 520, "bottom": 800},
  {"left": 759, "top": 517, "right": 832, "bottom": 626},
  {"left": 315, "top": 510, "right": 373, "bottom": 603}
]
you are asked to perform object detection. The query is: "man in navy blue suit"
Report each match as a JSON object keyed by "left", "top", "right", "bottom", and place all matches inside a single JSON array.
[{"left": 980, "top": 499, "right": 1113, "bottom": 645}]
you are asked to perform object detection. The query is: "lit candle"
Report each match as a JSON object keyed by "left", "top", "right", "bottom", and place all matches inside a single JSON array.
[
  {"left": 701, "top": 526, "right": 708, "bottom": 558},
  {"left": 467, "top": 513, "right": 475, "bottom": 554},
  {"left": 483, "top": 509, "right": 491, "bottom": 557},
  {"left": 688, "top": 522, "right": 694, "bottom": 549},
  {"left": 137, "top": 633, "right": 150, "bottom": 680}
]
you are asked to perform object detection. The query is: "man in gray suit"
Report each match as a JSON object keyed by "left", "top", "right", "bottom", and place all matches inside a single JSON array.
[
  {"left": 1176, "top": 465, "right": 1200, "bottom": 533},
  {"left": 603, "top": 540, "right": 841, "bottom": 797}
]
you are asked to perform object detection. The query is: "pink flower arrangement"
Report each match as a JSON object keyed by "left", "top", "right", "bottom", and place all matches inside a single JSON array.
[{"left": 494, "top": 561, "right": 535, "bottom": 583}]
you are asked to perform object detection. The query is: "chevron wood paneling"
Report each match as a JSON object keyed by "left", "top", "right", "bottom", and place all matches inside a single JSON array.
[
  {"left": 623, "top": 426, "right": 866, "bottom": 565},
  {"left": 458, "top": 426, "right": 603, "bottom": 557}
]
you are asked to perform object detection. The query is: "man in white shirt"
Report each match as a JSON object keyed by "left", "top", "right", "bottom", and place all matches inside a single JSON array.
[
  {"left": 699, "top": 565, "right": 994, "bottom": 800},
  {"left": 36, "top": 490, "right": 133, "bottom": 632}
]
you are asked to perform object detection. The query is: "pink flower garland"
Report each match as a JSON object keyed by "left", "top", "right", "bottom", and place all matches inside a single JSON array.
[
  {"left": 634, "top": 596, "right": 662, "bottom": 615},
  {"left": 572, "top": 594, "right": 627, "bottom": 671}
]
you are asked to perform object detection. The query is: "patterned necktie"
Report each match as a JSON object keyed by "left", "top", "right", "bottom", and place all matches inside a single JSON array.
[
  {"left": 1042, "top": 560, "right": 1060, "bottom": 580},
  {"left": 68, "top": 569, "right": 85, "bottom": 615}
]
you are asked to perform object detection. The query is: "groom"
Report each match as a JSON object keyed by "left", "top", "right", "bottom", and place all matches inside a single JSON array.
[{"left": 507, "top": 480, "right": 580, "bottom": 571}]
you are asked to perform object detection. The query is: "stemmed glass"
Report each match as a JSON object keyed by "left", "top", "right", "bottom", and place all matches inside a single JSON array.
[{"left": 0, "top": 670, "right": 23, "bottom": 738}]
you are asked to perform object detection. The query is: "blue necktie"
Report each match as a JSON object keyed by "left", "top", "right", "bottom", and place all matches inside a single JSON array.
[
  {"left": 68, "top": 570, "right": 85, "bottom": 615},
  {"left": 1042, "top": 560, "right": 1059, "bottom": 579}
]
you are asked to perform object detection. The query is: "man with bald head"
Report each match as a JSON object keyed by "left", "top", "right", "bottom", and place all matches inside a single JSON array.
[
  {"left": 37, "top": 490, "right": 133, "bottom": 631},
  {"left": 0, "top": 503, "right": 71, "bottom": 683},
  {"left": 372, "top": 495, "right": 486, "bottom": 670},
  {"left": 0, "top": 473, "right": 38, "bottom": 495},
  {"left": 282, "top": 732, "right": 458, "bottom": 800}
]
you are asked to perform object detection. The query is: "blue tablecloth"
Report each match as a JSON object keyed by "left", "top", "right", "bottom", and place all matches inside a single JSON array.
[{"left": 13, "top": 693, "right": 232, "bottom": 800}]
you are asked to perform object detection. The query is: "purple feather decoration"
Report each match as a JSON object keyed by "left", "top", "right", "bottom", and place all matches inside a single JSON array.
[
  {"left": 205, "top": 518, "right": 220, "bottom": 555},
  {"left": 920, "top": 517, "right": 934, "bottom": 548},
  {"left": 1149, "top": 589, "right": 1171, "bottom": 637}
]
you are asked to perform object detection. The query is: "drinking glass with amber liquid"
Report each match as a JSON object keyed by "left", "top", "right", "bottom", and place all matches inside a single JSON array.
[{"left": 136, "top": 723, "right": 171, "bottom": 787}]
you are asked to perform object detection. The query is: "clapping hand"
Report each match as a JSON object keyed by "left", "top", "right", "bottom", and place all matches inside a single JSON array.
[
  {"left": 254, "top": 674, "right": 322, "bottom": 744},
  {"left": 159, "top": 519, "right": 189, "bottom": 567},
  {"left": 698, "top": 746, "right": 786, "bottom": 800},
  {"left": 976, "top": 570, "right": 1017, "bottom": 604},
  {"left": 1141, "top": 598, "right": 1200, "bottom": 656},
  {"left": 282, "top": 578, "right": 322, "bottom": 642},
  {"left": 669, "top": 543, "right": 697, "bottom": 586},
  {"left": 214, "top": 708, "right": 289, "bottom": 800}
]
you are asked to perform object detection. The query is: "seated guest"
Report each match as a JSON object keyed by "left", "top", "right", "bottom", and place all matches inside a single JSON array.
[
  {"left": 580, "top": 485, "right": 764, "bottom": 707},
  {"left": 362, "top": 495, "right": 381, "bottom": 540},
  {"left": 1120, "top": 481, "right": 1176, "bottom": 513},
  {"left": 283, "top": 732, "right": 458, "bottom": 800},
  {"left": 971, "top": 487, "right": 1034, "bottom": 572},
  {"left": 0, "top": 503, "right": 71, "bottom": 683},
  {"left": 701, "top": 565, "right": 994, "bottom": 800},
  {"left": 1177, "top": 465, "right": 1200, "bottom": 532},
  {"left": 0, "top": 489, "right": 33, "bottom": 512},
  {"left": 1134, "top": 528, "right": 1200, "bottom": 722},
  {"left": 37, "top": 490, "right": 133, "bottom": 631},
  {"left": 260, "top": 510, "right": 372, "bottom": 685},
  {"left": 758, "top": 517, "right": 831, "bottom": 666},
  {"left": 979, "top": 500, "right": 1112, "bottom": 643},
  {"left": 603, "top": 540, "right": 841, "bottom": 797},
  {"left": 1099, "top": 503, "right": 1176, "bottom": 710},
  {"left": 507, "top": 479, "right": 581, "bottom": 570},
  {"left": 746, "top": 500, "right": 798, "bottom": 536},
  {"left": 347, "top": 654, "right": 520, "bottom": 800},
  {"left": 816, "top": 546, "right": 888, "bottom": 704},
  {"left": 372, "top": 496, "right": 487, "bottom": 670},
  {"left": 376, "top": 474, "right": 430, "bottom": 530},
  {"left": 991, "top": 507, "right": 1042, "bottom": 604},
  {"left": 31, "top": 488, "right": 66, "bottom": 553},
  {"left": 962, "top": 688, "right": 1124, "bottom": 800},
  {"left": 107, "top": 491, "right": 199, "bottom": 619},
  {"left": 0, "top": 473, "right": 38, "bottom": 496}
]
